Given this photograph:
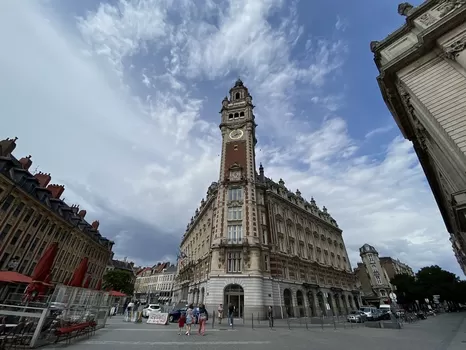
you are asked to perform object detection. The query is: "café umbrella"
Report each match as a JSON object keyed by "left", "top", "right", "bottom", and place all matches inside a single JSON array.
[{"left": 68, "top": 257, "right": 88, "bottom": 287}]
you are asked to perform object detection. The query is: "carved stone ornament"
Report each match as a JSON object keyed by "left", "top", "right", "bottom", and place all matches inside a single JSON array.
[
  {"left": 398, "top": 2, "right": 414, "bottom": 16},
  {"left": 417, "top": 12, "right": 437, "bottom": 26},
  {"left": 229, "top": 170, "right": 241, "bottom": 181},
  {"left": 444, "top": 36, "right": 466, "bottom": 60},
  {"left": 437, "top": 0, "right": 465, "bottom": 18},
  {"left": 227, "top": 199, "right": 244, "bottom": 207}
]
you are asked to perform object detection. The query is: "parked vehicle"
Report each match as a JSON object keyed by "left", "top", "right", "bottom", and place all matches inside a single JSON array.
[
  {"left": 359, "top": 306, "right": 377, "bottom": 320},
  {"left": 374, "top": 309, "right": 391, "bottom": 321},
  {"left": 168, "top": 307, "right": 200, "bottom": 323},
  {"left": 347, "top": 310, "right": 367, "bottom": 323},
  {"left": 142, "top": 304, "right": 161, "bottom": 317}
]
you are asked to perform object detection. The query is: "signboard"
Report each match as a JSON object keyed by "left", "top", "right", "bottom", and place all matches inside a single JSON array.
[
  {"left": 433, "top": 295, "right": 440, "bottom": 304},
  {"left": 147, "top": 312, "right": 168, "bottom": 325}
]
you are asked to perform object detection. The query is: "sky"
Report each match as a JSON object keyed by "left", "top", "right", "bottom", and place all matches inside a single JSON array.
[{"left": 1, "top": 0, "right": 462, "bottom": 277}]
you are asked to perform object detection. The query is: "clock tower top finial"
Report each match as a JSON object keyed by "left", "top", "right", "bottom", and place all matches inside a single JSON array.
[{"left": 228, "top": 78, "right": 251, "bottom": 102}]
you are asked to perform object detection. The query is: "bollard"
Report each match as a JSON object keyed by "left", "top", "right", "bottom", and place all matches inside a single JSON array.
[
  {"left": 287, "top": 315, "right": 291, "bottom": 330},
  {"left": 321, "top": 315, "right": 324, "bottom": 330},
  {"left": 305, "top": 317, "right": 308, "bottom": 330},
  {"left": 257, "top": 313, "right": 260, "bottom": 325},
  {"left": 252, "top": 313, "right": 254, "bottom": 329},
  {"left": 212, "top": 310, "right": 215, "bottom": 329},
  {"left": 333, "top": 316, "right": 337, "bottom": 330}
]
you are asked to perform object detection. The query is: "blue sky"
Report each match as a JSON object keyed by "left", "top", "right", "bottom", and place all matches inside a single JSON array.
[{"left": 2, "top": 0, "right": 462, "bottom": 277}]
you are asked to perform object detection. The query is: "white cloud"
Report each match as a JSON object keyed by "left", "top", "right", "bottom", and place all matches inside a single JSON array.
[{"left": 0, "top": 0, "right": 460, "bottom": 275}]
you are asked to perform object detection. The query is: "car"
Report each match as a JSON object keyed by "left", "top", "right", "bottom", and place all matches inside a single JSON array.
[
  {"left": 359, "top": 306, "right": 377, "bottom": 320},
  {"left": 347, "top": 310, "right": 367, "bottom": 323},
  {"left": 374, "top": 309, "right": 391, "bottom": 321},
  {"left": 142, "top": 304, "right": 161, "bottom": 317}
]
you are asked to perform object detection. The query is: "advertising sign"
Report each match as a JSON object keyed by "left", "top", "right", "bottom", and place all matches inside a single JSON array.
[{"left": 147, "top": 312, "right": 168, "bottom": 325}]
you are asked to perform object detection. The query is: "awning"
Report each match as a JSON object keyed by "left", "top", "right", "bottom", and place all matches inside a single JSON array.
[
  {"left": 109, "top": 290, "right": 127, "bottom": 297},
  {"left": 0, "top": 271, "right": 33, "bottom": 284}
]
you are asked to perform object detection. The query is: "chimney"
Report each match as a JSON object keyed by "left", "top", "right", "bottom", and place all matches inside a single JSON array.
[
  {"left": 0, "top": 137, "right": 18, "bottom": 157},
  {"left": 19, "top": 155, "right": 32, "bottom": 170},
  {"left": 35, "top": 172, "right": 51, "bottom": 187},
  {"left": 91, "top": 220, "right": 99, "bottom": 230},
  {"left": 78, "top": 210, "right": 87, "bottom": 219},
  {"left": 46, "top": 184, "right": 65, "bottom": 199}
]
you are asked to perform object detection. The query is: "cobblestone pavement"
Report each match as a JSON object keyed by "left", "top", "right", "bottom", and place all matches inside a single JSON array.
[{"left": 46, "top": 313, "right": 466, "bottom": 350}]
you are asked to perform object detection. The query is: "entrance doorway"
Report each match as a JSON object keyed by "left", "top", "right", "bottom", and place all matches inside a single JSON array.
[{"left": 224, "top": 284, "right": 244, "bottom": 318}]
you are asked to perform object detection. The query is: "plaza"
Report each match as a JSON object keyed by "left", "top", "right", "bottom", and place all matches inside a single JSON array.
[{"left": 45, "top": 312, "right": 466, "bottom": 350}]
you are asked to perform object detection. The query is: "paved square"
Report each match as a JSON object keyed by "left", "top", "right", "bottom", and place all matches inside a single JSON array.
[{"left": 46, "top": 313, "right": 466, "bottom": 350}]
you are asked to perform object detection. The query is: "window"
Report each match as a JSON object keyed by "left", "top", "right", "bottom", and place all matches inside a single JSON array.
[
  {"left": 0, "top": 253, "right": 9, "bottom": 269},
  {"left": 10, "top": 230, "right": 22, "bottom": 245},
  {"left": 278, "top": 236, "right": 285, "bottom": 251},
  {"left": 32, "top": 215, "right": 42, "bottom": 228},
  {"left": 12, "top": 202, "right": 25, "bottom": 217},
  {"left": 264, "top": 254, "right": 269, "bottom": 271},
  {"left": 375, "top": 276, "right": 382, "bottom": 285},
  {"left": 368, "top": 255, "right": 375, "bottom": 263},
  {"left": 23, "top": 208, "right": 34, "bottom": 223},
  {"left": 227, "top": 252, "right": 242, "bottom": 272},
  {"left": 0, "top": 224, "right": 12, "bottom": 240},
  {"left": 227, "top": 225, "right": 242, "bottom": 243},
  {"left": 262, "top": 229, "right": 268, "bottom": 245},
  {"left": 228, "top": 114, "right": 233, "bottom": 119},
  {"left": 20, "top": 234, "right": 31, "bottom": 249},
  {"left": 235, "top": 92, "right": 240, "bottom": 99},
  {"left": 261, "top": 212, "right": 267, "bottom": 224},
  {"left": 40, "top": 219, "right": 49, "bottom": 232},
  {"left": 228, "top": 207, "right": 242, "bottom": 220},
  {"left": 228, "top": 188, "right": 243, "bottom": 201},
  {"left": 234, "top": 112, "right": 239, "bottom": 118},
  {"left": 48, "top": 224, "right": 56, "bottom": 236},
  {"left": 240, "top": 111, "right": 245, "bottom": 117},
  {"left": 1, "top": 195, "right": 14, "bottom": 211}
]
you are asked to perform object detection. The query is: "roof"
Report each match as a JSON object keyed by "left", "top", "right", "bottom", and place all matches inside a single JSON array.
[
  {"left": 111, "top": 259, "right": 134, "bottom": 272},
  {"left": 109, "top": 290, "right": 127, "bottom": 297},
  {"left": 0, "top": 139, "right": 113, "bottom": 249},
  {"left": 0, "top": 271, "right": 32, "bottom": 284}
]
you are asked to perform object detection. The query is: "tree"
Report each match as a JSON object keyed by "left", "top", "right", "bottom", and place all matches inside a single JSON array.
[{"left": 103, "top": 269, "right": 134, "bottom": 296}]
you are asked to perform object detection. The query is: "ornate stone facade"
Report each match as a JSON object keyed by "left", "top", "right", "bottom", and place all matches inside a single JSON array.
[
  {"left": 0, "top": 137, "right": 114, "bottom": 292},
  {"left": 173, "top": 80, "right": 361, "bottom": 318},
  {"left": 371, "top": 0, "right": 466, "bottom": 275}
]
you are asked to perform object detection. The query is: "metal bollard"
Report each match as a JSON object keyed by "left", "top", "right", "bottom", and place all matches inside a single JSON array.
[
  {"left": 257, "top": 313, "right": 260, "bottom": 324},
  {"left": 287, "top": 315, "right": 291, "bottom": 330},
  {"left": 212, "top": 310, "right": 215, "bottom": 328},
  {"left": 333, "top": 316, "right": 337, "bottom": 330},
  {"left": 251, "top": 313, "right": 254, "bottom": 329},
  {"left": 321, "top": 315, "right": 324, "bottom": 330},
  {"left": 305, "top": 317, "right": 308, "bottom": 330}
]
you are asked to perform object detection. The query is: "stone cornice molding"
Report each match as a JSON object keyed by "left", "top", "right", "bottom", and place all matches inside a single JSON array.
[{"left": 444, "top": 34, "right": 466, "bottom": 59}]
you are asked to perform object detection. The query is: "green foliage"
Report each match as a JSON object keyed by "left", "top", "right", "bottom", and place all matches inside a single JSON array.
[
  {"left": 391, "top": 265, "right": 465, "bottom": 305},
  {"left": 103, "top": 269, "right": 134, "bottom": 296}
]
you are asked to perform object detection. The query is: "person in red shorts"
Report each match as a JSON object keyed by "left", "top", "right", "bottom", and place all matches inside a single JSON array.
[{"left": 178, "top": 313, "right": 186, "bottom": 335}]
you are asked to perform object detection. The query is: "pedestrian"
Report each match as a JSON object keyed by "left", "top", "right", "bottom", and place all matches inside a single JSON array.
[
  {"left": 217, "top": 303, "right": 224, "bottom": 324},
  {"left": 228, "top": 303, "right": 235, "bottom": 327},
  {"left": 185, "top": 303, "right": 194, "bottom": 336},
  {"left": 268, "top": 306, "right": 274, "bottom": 327},
  {"left": 198, "top": 303, "right": 208, "bottom": 336},
  {"left": 178, "top": 313, "right": 186, "bottom": 335}
]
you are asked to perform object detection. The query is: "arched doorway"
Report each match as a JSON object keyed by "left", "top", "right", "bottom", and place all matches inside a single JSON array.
[
  {"left": 296, "top": 290, "right": 305, "bottom": 317},
  {"left": 283, "top": 289, "right": 293, "bottom": 317},
  {"left": 224, "top": 284, "right": 244, "bottom": 318}
]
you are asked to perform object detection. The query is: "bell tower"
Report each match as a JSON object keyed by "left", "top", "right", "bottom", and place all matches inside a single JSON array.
[{"left": 210, "top": 79, "right": 261, "bottom": 275}]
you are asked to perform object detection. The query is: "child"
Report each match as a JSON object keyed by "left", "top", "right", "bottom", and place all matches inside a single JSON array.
[{"left": 178, "top": 313, "right": 186, "bottom": 335}]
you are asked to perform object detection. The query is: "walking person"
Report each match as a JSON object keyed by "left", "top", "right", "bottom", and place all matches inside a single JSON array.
[
  {"left": 185, "top": 304, "right": 194, "bottom": 336},
  {"left": 217, "top": 304, "right": 224, "bottom": 324},
  {"left": 268, "top": 306, "right": 274, "bottom": 328},
  {"left": 198, "top": 303, "right": 208, "bottom": 336},
  {"left": 228, "top": 303, "right": 235, "bottom": 327},
  {"left": 178, "top": 313, "right": 186, "bottom": 335}
]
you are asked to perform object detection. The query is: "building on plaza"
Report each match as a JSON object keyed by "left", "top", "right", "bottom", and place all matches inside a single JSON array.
[
  {"left": 134, "top": 262, "right": 176, "bottom": 304},
  {"left": 355, "top": 244, "right": 394, "bottom": 305},
  {"left": 370, "top": 1, "right": 466, "bottom": 275},
  {"left": 379, "top": 256, "right": 415, "bottom": 280},
  {"left": 106, "top": 258, "right": 137, "bottom": 286},
  {"left": 0, "top": 137, "right": 114, "bottom": 291},
  {"left": 450, "top": 233, "right": 466, "bottom": 275},
  {"left": 173, "top": 80, "right": 362, "bottom": 319}
]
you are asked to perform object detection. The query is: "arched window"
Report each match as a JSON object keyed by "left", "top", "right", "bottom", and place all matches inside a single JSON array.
[
  {"left": 240, "top": 111, "right": 245, "bottom": 117},
  {"left": 234, "top": 113, "right": 239, "bottom": 118},
  {"left": 228, "top": 114, "right": 233, "bottom": 119},
  {"left": 235, "top": 92, "right": 240, "bottom": 99}
]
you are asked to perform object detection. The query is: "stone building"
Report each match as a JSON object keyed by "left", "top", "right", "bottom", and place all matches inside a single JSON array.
[
  {"left": 379, "top": 256, "right": 415, "bottom": 280},
  {"left": 355, "top": 244, "right": 394, "bottom": 305},
  {"left": 134, "top": 262, "right": 176, "bottom": 304},
  {"left": 370, "top": 1, "right": 466, "bottom": 274},
  {"left": 173, "top": 80, "right": 361, "bottom": 319},
  {"left": 0, "top": 137, "right": 114, "bottom": 288}
]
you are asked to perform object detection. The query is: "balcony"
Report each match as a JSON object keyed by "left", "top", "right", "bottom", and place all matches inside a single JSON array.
[{"left": 219, "top": 238, "right": 247, "bottom": 246}]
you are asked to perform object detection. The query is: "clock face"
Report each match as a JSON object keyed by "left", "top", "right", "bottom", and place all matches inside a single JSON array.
[{"left": 229, "top": 129, "right": 244, "bottom": 140}]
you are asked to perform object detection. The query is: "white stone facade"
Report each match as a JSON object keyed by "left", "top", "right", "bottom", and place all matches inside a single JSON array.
[{"left": 371, "top": 0, "right": 466, "bottom": 275}]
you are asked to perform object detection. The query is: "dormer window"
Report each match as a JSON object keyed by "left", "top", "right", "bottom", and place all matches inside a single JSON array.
[
  {"left": 240, "top": 111, "right": 245, "bottom": 117},
  {"left": 235, "top": 92, "right": 240, "bottom": 99},
  {"left": 234, "top": 113, "right": 239, "bottom": 118},
  {"left": 228, "top": 114, "right": 233, "bottom": 119}
]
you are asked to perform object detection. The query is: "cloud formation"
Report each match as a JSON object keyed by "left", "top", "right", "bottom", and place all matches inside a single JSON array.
[{"left": 0, "top": 0, "right": 460, "bottom": 276}]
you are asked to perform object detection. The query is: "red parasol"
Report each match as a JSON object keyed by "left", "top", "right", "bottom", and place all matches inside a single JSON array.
[
  {"left": 95, "top": 279, "right": 102, "bottom": 290},
  {"left": 83, "top": 275, "right": 91, "bottom": 288},
  {"left": 68, "top": 257, "right": 88, "bottom": 287},
  {"left": 31, "top": 243, "right": 58, "bottom": 282}
]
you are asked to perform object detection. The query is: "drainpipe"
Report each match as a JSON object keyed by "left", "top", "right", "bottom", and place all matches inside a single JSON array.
[{"left": 278, "top": 282, "right": 283, "bottom": 319}]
